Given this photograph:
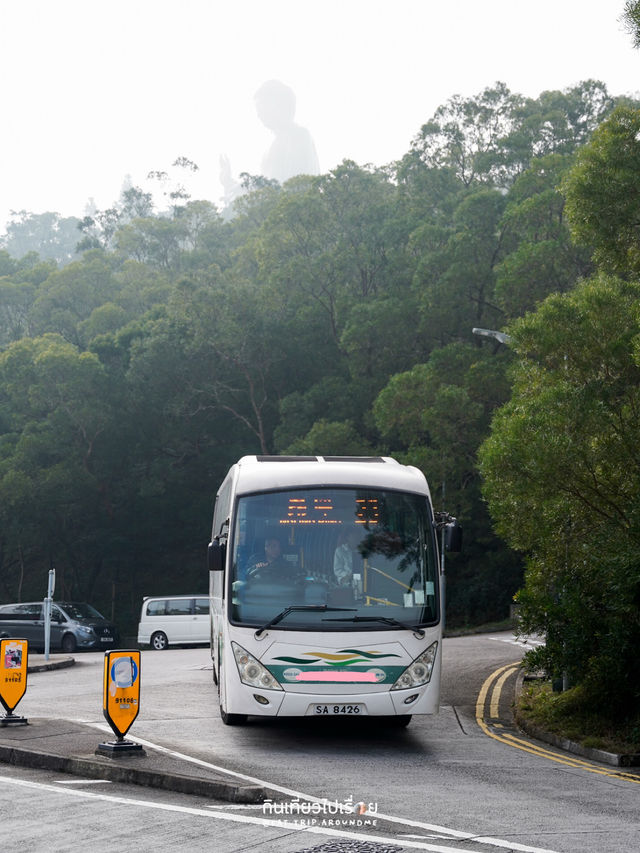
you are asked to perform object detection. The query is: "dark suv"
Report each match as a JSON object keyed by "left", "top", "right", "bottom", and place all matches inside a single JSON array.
[{"left": 0, "top": 601, "right": 119, "bottom": 653}]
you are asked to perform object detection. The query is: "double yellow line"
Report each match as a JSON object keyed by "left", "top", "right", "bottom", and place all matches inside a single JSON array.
[{"left": 476, "top": 663, "right": 640, "bottom": 785}]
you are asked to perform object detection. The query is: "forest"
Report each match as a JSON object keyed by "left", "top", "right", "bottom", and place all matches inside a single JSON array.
[{"left": 1, "top": 76, "right": 639, "bottom": 689}]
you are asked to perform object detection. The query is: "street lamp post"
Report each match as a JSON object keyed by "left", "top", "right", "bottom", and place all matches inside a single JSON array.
[{"left": 472, "top": 327, "right": 512, "bottom": 346}]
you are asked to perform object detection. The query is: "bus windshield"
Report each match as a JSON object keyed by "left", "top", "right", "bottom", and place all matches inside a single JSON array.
[{"left": 229, "top": 487, "right": 438, "bottom": 631}]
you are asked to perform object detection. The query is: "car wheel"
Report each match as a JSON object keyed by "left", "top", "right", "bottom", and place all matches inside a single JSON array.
[
  {"left": 151, "top": 631, "right": 169, "bottom": 650},
  {"left": 61, "top": 634, "right": 77, "bottom": 653}
]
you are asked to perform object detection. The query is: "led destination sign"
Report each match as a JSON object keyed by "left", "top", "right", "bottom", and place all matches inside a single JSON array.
[{"left": 280, "top": 496, "right": 380, "bottom": 526}]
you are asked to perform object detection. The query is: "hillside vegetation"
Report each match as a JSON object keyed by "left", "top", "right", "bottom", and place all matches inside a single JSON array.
[{"left": 2, "top": 80, "right": 640, "bottom": 708}]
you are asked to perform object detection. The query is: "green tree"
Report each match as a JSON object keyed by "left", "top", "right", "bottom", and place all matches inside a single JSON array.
[
  {"left": 0, "top": 251, "right": 17, "bottom": 276},
  {"left": 374, "top": 343, "right": 518, "bottom": 625},
  {"left": 479, "top": 275, "right": 640, "bottom": 711},
  {"left": 408, "top": 83, "right": 525, "bottom": 188},
  {"left": 406, "top": 81, "right": 616, "bottom": 190},
  {"left": 563, "top": 106, "right": 640, "bottom": 276},
  {"left": 0, "top": 279, "right": 36, "bottom": 347},
  {"left": 0, "top": 334, "right": 126, "bottom": 601},
  {"left": 283, "top": 419, "right": 374, "bottom": 456},
  {"left": 412, "top": 189, "right": 509, "bottom": 349},
  {"left": 622, "top": 1, "right": 640, "bottom": 48},
  {"left": 114, "top": 201, "right": 225, "bottom": 272},
  {"left": 231, "top": 161, "right": 415, "bottom": 451},
  {"left": 1, "top": 211, "right": 82, "bottom": 266},
  {"left": 2, "top": 78, "right": 635, "bottom": 639},
  {"left": 242, "top": 162, "right": 407, "bottom": 355},
  {"left": 28, "top": 250, "right": 120, "bottom": 347},
  {"left": 273, "top": 376, "right": 360, "bottom": 452},
  {"left": 0, "top": 255, "right": 57, "bottom": 346},
  {"left": 495, "top": 154, "right": 594, "bottom": 318},
  {"left": 77, "top": 183, "right": 155, "bottom": 252}
]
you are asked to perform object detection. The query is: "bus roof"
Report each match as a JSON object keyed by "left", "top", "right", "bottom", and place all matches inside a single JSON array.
[{"left": 229, "top": 455, "right": 431, "bottom": 497}]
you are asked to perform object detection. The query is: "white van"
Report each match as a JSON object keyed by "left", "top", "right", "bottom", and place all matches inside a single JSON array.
[{"left": 137, "top": 595, "right": 209, "bottom": 650}]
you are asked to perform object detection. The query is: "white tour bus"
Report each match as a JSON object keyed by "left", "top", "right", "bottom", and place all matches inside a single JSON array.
[{"left": 208, "top": 455, "right": 461, "bottom": 726}]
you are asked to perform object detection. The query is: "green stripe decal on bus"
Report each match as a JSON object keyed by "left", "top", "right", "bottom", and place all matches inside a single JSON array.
[{"left": 272, "top": 649, "right": 402, "bottom": 668}]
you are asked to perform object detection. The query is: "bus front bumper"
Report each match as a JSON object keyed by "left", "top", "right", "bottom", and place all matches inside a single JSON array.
[{"left": 233, "top": 685, "right": 439, "bottom": 717}]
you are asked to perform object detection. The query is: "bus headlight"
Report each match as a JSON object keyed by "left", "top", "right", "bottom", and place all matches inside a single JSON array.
[
  {"left": 390, "top": 641, "right": 438, "bottom": 691},
  {"left": 232, "top": 642, "right": 283, "bottom": 691}
]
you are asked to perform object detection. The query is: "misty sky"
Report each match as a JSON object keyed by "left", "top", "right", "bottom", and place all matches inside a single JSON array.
[{"left": 1, "top": 0, "right": 638, "bottom": 232}]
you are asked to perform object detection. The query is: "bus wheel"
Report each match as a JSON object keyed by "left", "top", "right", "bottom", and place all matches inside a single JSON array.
[
  {"left": 220, "top": 705, "right": 248, "bottom": 726},
  {"left": 151, "top": 631, "right": 168, "bottom": 650}
]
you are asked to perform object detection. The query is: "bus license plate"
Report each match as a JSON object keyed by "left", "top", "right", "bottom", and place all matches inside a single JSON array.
[{"left": 313, "top": 704, "right": 364, "bottom": 715}]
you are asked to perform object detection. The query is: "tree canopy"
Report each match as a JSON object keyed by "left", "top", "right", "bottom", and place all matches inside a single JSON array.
[
  {"left": 0, "top": 79, "right": 635, "bottom": 640},
  {"left": 480, "top": 103, "right": 640, "bottom": 715}
]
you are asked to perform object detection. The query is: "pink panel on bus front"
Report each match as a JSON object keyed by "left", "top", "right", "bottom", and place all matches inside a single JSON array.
[{"left": 294, "top": 671, "right": 378, "bottom": 682}]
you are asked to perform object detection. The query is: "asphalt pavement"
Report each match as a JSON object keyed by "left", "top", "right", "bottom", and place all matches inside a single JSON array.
[
  {"left": 0, "top": 653, "right": 264, "bottom": 803},
  {"left": 0, "top": 654, "right": 637, "bottom": 805}
]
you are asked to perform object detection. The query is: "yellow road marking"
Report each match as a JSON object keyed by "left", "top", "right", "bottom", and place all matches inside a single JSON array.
[
  {"left": 489, "top": 665, "right": 519, "bottom": 718},
  {"left": 476, "top": 664, "right": 640, "bottom": 785},
  {"left": 475, "top": 662, "right": 515, "bottom": 721}
]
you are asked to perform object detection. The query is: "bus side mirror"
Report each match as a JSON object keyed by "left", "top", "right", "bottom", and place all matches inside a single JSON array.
[
  {"left": 208, "top": 539, "right": 226, "bottom": 572},
  {"left": 444, "top": 522, "right": 462, "bottom": 553}
]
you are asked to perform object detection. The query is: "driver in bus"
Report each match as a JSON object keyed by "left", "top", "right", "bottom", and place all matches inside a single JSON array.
[{"left": 247, "top": 536, "right": 302, "bottom": 583}]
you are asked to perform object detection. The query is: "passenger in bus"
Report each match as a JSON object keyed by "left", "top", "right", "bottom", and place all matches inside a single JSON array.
[{"left": 333, "top": 527, "right": 362, "bottom": 587}]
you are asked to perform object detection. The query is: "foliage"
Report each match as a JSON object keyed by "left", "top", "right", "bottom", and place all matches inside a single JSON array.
[
  {"left": 516, "top": 680, "right": 640, "bottom": 752},
  {"left": 494, "top": 154, "right": 594, "bottom": 318},
  {"left": 1, "top": 212, "right": 82, "bottom": 267},
  {"left": 283, "top": 419, "right": 374, "bottom": 456},
  {"left": 479, "top": 275, "right": 640, "bottom": 710},
  {"left": 405, "top": 80, "right": 616, "bottom": 189},
  {"left": 0, "top": 78, "right": 629, "bottom": 637},
  {"left": 374, "top": 343, "right": 520, "bottom": 624},
  {"left": 0, "top": 334, "right": 123, "bottom": 601},
  {"left": 563, "top": 106, "right": 640, "bottom": 276},
  {"left": 621, "top": 1, "right": 640, "bottom": 49}
]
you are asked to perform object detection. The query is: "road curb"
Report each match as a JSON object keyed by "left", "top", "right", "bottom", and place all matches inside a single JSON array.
[
  {"left": 27, "top": 656, "right": 75, "bottom": 673},
  {"left": 514, "top": 670, "right": 640, "bottom": 768},
  {"left": 0, "top": 742, "right": 265, "bottom": 803}
]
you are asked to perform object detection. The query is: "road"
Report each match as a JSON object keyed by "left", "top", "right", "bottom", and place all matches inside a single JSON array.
[{"left": 2, "top": 632, "right": 639, "bottom": 852}]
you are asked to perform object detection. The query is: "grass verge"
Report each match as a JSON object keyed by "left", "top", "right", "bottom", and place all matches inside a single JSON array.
[{"left": 516, "top": 679, "right": 640, "bottom": 756}]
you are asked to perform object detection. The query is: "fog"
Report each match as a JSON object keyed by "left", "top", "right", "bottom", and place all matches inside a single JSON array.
[{"left": 1, "top": 0, "right": 638, "bottom": 231}]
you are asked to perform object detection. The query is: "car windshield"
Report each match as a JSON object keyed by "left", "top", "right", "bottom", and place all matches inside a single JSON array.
[
  {"left": 59, "top": 602, "right": 104, "bottom": 621},
  {"left": 229, "top": 487, "right": 438, "bottom": 630}
]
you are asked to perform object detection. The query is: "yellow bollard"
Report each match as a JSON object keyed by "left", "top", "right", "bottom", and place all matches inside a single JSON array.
[
  {"left": 96, "top": 649, "right": 145, "bottom": 757},
  {"left": 0, "top": 638, "right": 29, "bottom": 726}
]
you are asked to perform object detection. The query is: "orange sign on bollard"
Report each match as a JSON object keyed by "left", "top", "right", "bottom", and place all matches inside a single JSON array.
[
  {"left": 97, "top": 649, "right": 145, "bottom": 757},
  {"left": 0, "top": 638, "right": 29, "bottom": 726}
]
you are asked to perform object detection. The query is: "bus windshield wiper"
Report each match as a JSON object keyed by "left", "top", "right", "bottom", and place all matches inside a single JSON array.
[
  {"left": 254, "top": 605, "right": 357, "bottom": 638},
  {"left": 322, "top": 615, "right": 425, "bottom": 638}
]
